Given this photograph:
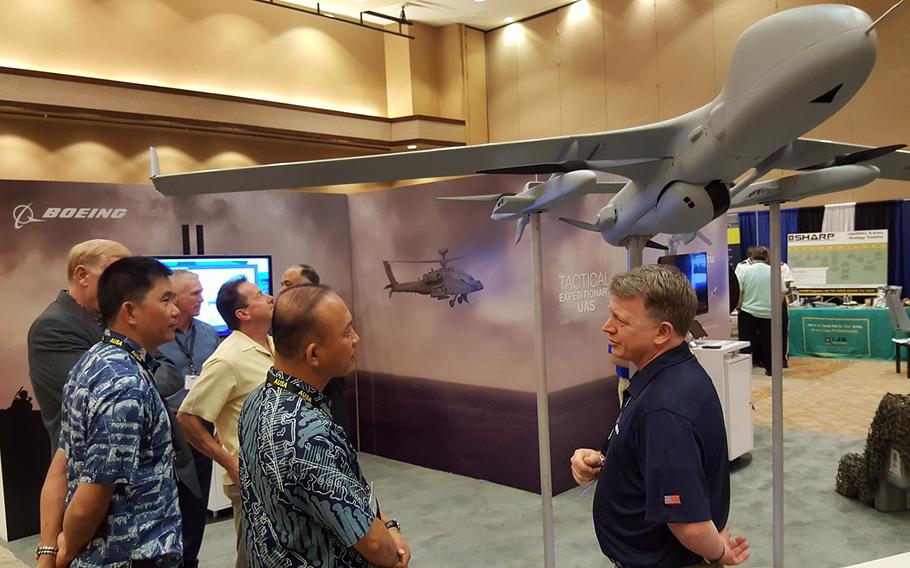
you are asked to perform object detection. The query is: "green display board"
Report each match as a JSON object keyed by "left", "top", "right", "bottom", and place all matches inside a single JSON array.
[{"left": 787, "top": 231, "right": 888, "bottom": 286}]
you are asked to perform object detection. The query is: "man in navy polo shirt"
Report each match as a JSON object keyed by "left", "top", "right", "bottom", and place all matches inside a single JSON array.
[{"left": 571, "top": 265, "right": 750, "bottom": 568}]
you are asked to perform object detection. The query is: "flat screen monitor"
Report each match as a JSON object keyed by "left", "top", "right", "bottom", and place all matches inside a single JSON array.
[
  {"left": 156, "top": 255, "right": 272, "bottom": 334},
  {"left": 658, "top": 252, "right": 709, "bottom": 315}
]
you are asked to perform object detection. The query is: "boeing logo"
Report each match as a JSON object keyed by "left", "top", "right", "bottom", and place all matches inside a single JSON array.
[
  {"left": 13, "top": 204, "right": 46, "bottom": 229},
  {"left": 13, "top": 204, "right": 127, "bottom": 230}
]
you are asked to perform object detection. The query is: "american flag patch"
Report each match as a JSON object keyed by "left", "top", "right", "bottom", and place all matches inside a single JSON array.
[{"left": 664, "top": 495, "right": 681, "bottom": 506}]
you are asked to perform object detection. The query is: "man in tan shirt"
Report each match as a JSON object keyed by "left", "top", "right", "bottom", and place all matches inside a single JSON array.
[{"left": 178, "top": 276, "right": 274, "bottom": 568}]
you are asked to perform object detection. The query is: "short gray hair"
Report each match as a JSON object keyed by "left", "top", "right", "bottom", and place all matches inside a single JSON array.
[{"left": 609, "top": 265, "right": 696, "bottom": 337}]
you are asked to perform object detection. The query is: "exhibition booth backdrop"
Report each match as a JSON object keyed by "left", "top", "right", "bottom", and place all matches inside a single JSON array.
[
  {"left": 0, "top": 177, "right": 730, "bottom": 537},
  {"left": 737, "top": 200, "right": 910, "bottom": 289}
]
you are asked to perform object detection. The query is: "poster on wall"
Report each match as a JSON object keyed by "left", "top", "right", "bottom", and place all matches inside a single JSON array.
[{"left": 787, "top": 230, "right": 888, "bottom": 287}]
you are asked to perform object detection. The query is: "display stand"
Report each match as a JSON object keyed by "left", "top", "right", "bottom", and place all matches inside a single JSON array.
[
  {"left": 690, "top": 340, "right": 754, "bottom": 460},
  {"left": 529, "top": 212, "right": 556, "bottom": 568}
]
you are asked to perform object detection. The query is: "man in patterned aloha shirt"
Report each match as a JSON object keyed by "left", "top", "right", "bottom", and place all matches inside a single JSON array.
[
  {"left": 238, "top": 284, "right": 411, "bottom": 567},
  {"left": 36, "top": 256, "right": 183, "bottom": 568}
]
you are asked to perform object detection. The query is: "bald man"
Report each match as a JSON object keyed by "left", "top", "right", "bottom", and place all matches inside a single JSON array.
[{"left": 29, "top": 238, "right": 131, "bottom": 452}]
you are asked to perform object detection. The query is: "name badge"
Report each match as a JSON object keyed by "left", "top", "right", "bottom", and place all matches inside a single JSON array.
[{"left": 185, "top": 374, "right": 199, "bottom": 390}]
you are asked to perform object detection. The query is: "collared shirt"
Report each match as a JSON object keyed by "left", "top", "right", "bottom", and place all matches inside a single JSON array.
[
  {"left": 239, "top": 368, "right": 375, "bottom": 568},
  {"left": 594, "top": 342, "right": 730, "bottom": 568},
  {"left": 738, "top": 262, "right": 786, "bottom": 319},
  {"left": 59, "top": 330, "right": 182, "bottom": 568},
  {"left": 179, "top": 330, "right": 274, "bottom": 485},
  {"left": 156, "top": 319, "right": 220, "bottom": 412}
]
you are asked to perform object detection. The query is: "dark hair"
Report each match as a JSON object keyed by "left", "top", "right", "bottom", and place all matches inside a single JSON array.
[
  {"left": 216, "top": 276, "right": 249, "bottom": 331},
  {"left": 272, "top": 284, "right": 333, "bottom": 359},
  {"left": 297, "top": 264, "right": 320, "bottom": 285},
  {"left": 98, "top": 256, "right": 173, "bottom": 327},
  {"left": 751, "top": 247, "right": 770, "bottom": 262}
]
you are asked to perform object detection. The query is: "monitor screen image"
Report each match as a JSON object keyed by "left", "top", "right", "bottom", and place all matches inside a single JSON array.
[
  {"left": 657, "top": 252, "right": 709, "bottom": 315},
  {"left": 156, "top": 255, "right": 272, "bottom": 334}
]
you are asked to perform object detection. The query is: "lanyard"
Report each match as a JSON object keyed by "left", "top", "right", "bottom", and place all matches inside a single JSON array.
[
  {"left": 266, "top": 369, "right": 332, "bottom": 420},
  {"left": 102, "top": 333, "right": 155, "bottom": 375},
  {"left": 608, "top": 389, "right": 631, "bottom": 443},
  {"left": 174, "top": 324, "right": 198, "bottom": 374}
]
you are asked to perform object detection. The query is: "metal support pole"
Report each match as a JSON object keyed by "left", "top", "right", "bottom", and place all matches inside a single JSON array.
[
  {"left": 627, "top": 236, "right": 648, "bottom": 269},
  {"left": 530, "top": 212, "right": 556, "bottom": 568},
  {"left": 769, "top": 202, "right": 784, "bottom": 568}
]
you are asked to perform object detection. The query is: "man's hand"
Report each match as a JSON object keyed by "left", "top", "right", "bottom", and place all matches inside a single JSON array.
[
  {"left": 227, "top": 454, "right": 240, "bottom": 486},
  {"left": 719, "top": 527, "right": 750, "bottom": 565},
  {"left": 389, "top": 529, "right": 410, "bottom": 568},
  {"left": 570, "top": 448, "right": 603, "bottom": 486},
  {"left": 54, "top": 532, "right": 73, "bottom": 568},
  {"left": 36, "top": 552, "right": 56, "bottom": 568}
]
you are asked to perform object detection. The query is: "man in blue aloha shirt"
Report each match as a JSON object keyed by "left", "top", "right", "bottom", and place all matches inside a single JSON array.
[
  {"left": 36, "top": 256, "right": 183, "bottom": 568},
  {"left": 238, "top": 284, "right": 410, "bottom": 568}
]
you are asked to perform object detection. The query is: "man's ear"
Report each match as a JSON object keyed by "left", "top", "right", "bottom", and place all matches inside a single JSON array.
[
  {"left": 122, "top": 301, "right": 138, "bottom": 325},
  {"left": 73, "top": 265, "right": 90, "bottom": 287},
  {"left": 235, "top": 307, "right": 250, "bottom": 323},
  {"left": 305, "top": 342, "right": 320, "bottom": 367},
  {"left": 655, "top": 321, "right": 675, "bottom": 346}
]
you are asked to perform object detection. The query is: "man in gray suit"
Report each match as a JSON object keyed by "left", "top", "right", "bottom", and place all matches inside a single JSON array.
[{"left": 28, "top": 239, "right": 131, "bottom": 452}]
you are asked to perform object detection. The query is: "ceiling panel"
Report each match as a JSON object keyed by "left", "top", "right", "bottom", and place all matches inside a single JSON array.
[{"left": 281, "top": 0, "right": 578, "bottom": 31}]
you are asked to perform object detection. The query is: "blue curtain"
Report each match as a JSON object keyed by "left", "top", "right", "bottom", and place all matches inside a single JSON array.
[
  {"left": 737, "top": 209, "right": 798, "bottom": 262},
  {"left": 889, "top": 201, "right": 910, "bottom": 290}
]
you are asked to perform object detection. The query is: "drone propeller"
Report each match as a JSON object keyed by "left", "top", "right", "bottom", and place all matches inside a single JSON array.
[{"left": 798, "top": 144, "right": 906, "bottom": 171}]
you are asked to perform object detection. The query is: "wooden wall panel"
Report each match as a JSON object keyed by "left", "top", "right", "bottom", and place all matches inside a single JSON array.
[
  {"left": 603, "top": 0, "right": 660, "bottom": 129},
  {"left": 654, "top": 0, "right": 716, "bottom": 119},
  {"left": 517, "top": 16, "right": 562, "bottom": 140},
  {"left": 437, "top": 25, "right": 465, "bottom": 121},
  {"left": 486, "top": 28, "right": 520, "bottom": 142},
  {"left": 464, "top": 27, "right": 490, "bottom": 145},
  {"left": 557, "top": 0, "right": 607, "bottom": 135},
  {"left": 409, "top": 24, "right": 441, "bottom": 118},
  {"left": 0, "top": 0, "right": 389, "bottom": 116},
  {"left": 712, "top": 0, "right": 774, "bottom": 93}
]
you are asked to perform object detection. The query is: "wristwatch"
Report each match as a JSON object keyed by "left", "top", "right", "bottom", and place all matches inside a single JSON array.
[
  {"left": 35, "top": 545, "right": 58, "bottom": 561},
  {"left": 384, "top": 519, "right": 402, "bottom": 532}
]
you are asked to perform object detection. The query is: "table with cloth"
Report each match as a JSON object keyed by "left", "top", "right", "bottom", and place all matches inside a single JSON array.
[{"left": 789, "top": 306, "right": 910, "bottom": 360}]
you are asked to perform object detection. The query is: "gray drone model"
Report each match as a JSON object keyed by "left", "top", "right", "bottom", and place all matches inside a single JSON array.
[{"left": 151, "top": 4, "right": 910, "bottom": 262}]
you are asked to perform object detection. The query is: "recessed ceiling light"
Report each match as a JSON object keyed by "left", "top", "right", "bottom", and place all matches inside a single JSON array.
[
  {"left": 407, "top": 144, "right": 418, "bottom": 150},
  {"left": 504, "top": 16, "right": 514, "bottom": 23},
  {"left": 474, "top": 0, "right": 486, "bottom": 3}
]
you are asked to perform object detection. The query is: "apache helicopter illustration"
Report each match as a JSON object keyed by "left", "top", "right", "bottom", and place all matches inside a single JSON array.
[{"left": 382, "top": 247, "right": 483, "bottom": 307}]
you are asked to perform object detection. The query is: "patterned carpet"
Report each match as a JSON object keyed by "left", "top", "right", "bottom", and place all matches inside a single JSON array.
[
  {"left": 752, "top": 357, "right": 910, "bottom": 438},
  {"left": 0, "top": 544, "right": 27, "bottom": 568}
]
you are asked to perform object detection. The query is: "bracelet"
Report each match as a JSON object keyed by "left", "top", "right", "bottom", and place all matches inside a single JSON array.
[
  {"left": 35, "top": 545, "right": 58, "bottom": 560},
  {"left": 384, "top": 519, "right": 402, "bottom": 532}
]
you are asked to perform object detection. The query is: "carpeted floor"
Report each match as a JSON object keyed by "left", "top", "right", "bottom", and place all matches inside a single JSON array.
[{"left": 752, "top": 357, "right": 910, "bottom": 437}]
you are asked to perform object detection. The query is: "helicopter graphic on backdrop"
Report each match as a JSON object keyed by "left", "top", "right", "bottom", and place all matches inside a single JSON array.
[{"left": 382, "top": 247, "right": 484, "bottom": 307}]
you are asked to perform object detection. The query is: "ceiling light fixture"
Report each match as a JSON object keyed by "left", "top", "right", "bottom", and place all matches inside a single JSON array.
[
  {"left": 504, "top": 16, "right": 515, "bottom": 23},
  {"left": 251, "top": 0, "right": 414, "bottom": 39}
]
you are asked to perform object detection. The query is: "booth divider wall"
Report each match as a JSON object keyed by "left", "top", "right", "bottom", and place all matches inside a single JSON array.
[
  {"left": 0, "top": 180, "right": 354, "bottom": 539},
  {"left": 347, "top": 175, "right": 730, "bottom": 494}
]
